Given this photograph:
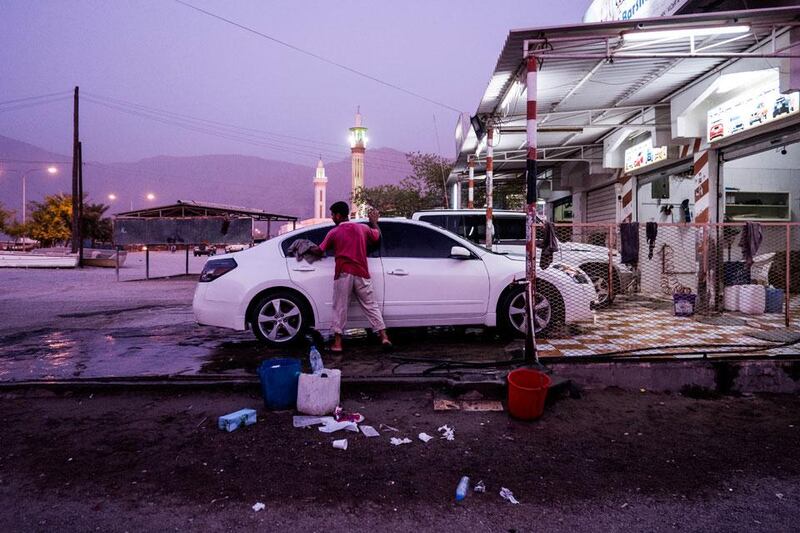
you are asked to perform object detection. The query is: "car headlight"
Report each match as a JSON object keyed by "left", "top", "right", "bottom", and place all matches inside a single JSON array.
[
  {"left": 199, "top": 258, "right": 237, "bottom": 282},
  {"left": 551, "top": 263, "right": 590, "bottom": 284}
]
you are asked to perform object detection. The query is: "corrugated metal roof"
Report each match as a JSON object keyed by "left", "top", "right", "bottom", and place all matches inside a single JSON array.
[{"left": 453, "top": 6, "right": 800, "bottom": 183}]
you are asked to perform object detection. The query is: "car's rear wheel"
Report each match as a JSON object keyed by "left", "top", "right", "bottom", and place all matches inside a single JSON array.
[
  {"left": 498, "top": 281, "right": 564, "bottom": 338},
  {"left": 250, "top": 291, "right": 311, "bottom": 347}
]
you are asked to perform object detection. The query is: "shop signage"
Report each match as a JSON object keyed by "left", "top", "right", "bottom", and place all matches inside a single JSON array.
[
  {"left": 583, "top": 0, "right": 689, "bottom": 23},
  {"left": 707, "top": 85, "right": 800, "bottom": 143},
  {"left": 624, "top": 138, "right": 668, "bottom": 172}
]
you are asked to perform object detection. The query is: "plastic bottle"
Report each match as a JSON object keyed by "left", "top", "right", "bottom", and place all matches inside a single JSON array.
[
  {"left": 309, "top": 345, "right": 324, "bottom": 374},
  {"left": 455, "top": 476, "right": 470, "bottom": 501}
]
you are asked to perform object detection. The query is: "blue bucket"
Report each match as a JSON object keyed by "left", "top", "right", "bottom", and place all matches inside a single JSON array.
[{"left": 257, "top": 358, "right": 301, "bottom": 410}]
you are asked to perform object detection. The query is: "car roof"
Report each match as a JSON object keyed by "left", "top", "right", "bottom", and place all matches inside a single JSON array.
[{"left": 413, "top": 209, "right": 525, "bottom": 216}]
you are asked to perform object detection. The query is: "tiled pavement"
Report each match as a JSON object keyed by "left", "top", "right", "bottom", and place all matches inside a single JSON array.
[{"left": 536, "top": 295, "right": 800, "bottom": 358}]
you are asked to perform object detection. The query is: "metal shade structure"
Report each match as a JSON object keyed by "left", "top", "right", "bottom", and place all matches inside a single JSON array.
[{"left": 452, "top": 6, "right": 800, "bottom": 184}]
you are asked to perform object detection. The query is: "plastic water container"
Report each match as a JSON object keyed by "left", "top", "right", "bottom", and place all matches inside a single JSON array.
[
  {"left": 296, "top": 369, "right": 341, "bottom": 416},
  {"left": 257, "top": 358, "right": 301, "bottom": 410},
  {"left": 723, "top": 286, "right": 740, "bottom": 312},
  {"left": 765, "top": 287, "right": 784, "bottom": 313},
  {"left": 672, "top": 288, "right": 696, "bottom": 317},
  {"left": 507, "top": 368, "right": 551, "bottom": 420},
  {"left": 738, "top": 285, "right": 766, "bottom": 315}
]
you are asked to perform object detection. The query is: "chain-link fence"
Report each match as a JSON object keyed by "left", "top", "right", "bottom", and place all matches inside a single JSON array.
[{"left": 529, "top": 222, "right": 799, "bottom": 359}]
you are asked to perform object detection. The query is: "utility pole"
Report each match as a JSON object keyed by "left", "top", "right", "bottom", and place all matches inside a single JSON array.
[
  {"left": 77, "top": 141, "right": 84, "bottom": 267},
  {"left": 70, "top": 87, "right": 80, "bottom": 254}
]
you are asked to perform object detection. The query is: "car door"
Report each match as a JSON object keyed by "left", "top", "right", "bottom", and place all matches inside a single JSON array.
[
  {"left": 379, "top": 221, "right": 490, "bottom": 326},
  {"left": 282, "top": 225, "right": 383, "bottom": 330}
]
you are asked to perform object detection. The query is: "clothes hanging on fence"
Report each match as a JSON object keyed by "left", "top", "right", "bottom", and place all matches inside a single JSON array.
[
  {"left": 538, "top": 221, "right": 559, "bottom": 270},
  {"left": 645, "top": 222, "right": 658, "bottom": 260},
  {"left": 739, "top": 221, "right": 763, "bottom": 268},
  {"left": 619, "top": 222, "right": 640, "bottom": 268}
]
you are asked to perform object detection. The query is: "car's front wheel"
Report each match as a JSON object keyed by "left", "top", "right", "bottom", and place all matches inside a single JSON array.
[
  {"left": 498, "top": 281, "right": 564, "bottom": 338},
  {"left": 250, "top": 291, "right": 311, "bottom": 346}
]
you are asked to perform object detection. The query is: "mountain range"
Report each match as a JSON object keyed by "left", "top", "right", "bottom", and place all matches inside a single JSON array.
[{"left": 0, "top": 135, "right": 413, "bottom": 220}]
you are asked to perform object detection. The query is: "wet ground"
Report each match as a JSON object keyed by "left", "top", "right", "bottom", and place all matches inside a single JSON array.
[{"left": 1, "top": 387, "right": 798, "bottom": 532}]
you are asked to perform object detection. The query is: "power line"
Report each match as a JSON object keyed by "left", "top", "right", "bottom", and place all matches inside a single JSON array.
[
  {"left": 171, "top": 0, "right": 464, "bottom": 114},
  {"left": 0, "top": 95, "right": 72, "bottom": 114},
  {"left": 0, "top": 91, "right": 72, "bottom": 107}
]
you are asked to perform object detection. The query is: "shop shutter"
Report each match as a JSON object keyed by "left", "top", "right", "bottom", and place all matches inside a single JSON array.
[{"left": 586, "top": 184, "right": 616, "bottom": 223}]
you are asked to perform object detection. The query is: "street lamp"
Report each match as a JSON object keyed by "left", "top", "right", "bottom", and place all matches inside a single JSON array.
[
  {"left": 146, "top": 193, "right": 155, "bottom": 201},
  {"left": 21, "top": 165, "right": 58, "bottom": 224}
]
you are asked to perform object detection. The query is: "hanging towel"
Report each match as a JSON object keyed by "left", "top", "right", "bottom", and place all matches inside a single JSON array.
[
  {"left": 645, "top": 222, "right": 658, "bottom": 260},
  {"left": 619, "top": 222, "right": 640, "bottom": 268},
  {"left": 739, "top": 221, "right": 763, "bottom": 268},
  {"left": 538, "top": 221, "right": 559, "bottom": 269},
  {"left": 287, "top": 238, "right": 323, "bottom": 263}
]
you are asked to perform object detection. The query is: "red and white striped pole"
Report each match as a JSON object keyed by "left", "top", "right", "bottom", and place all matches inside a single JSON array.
[
  {"left": 525, "top": 55, "right": 539, "bottom": 362},
  {"left": 485, "top": 127, "right": 494, "bottom": 249},
  {"left": 467, "top": 156, "right": 475, "bottom": 209}
]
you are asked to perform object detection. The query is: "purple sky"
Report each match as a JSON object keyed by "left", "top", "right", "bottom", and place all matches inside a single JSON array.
[{"left": 0, "top": 1, "right": 587, "bottom": 165}]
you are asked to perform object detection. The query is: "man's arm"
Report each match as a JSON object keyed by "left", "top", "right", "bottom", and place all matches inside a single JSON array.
[{"left": 366, "top": 207, "right": 381, "bottom": 242}]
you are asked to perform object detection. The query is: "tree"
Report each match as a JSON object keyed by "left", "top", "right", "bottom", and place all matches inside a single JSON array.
[
  {"left": 27, "top": 193, "right": 72, "bottom": 247},
  {"left": 81, "top": 202, "right": 113, "bottom": 245},
  {"left": 352, "top": 152, "right": 455, "bottom": 218},
  {"left": 0, "top": 202, "right": 13, "bottom": 233}
]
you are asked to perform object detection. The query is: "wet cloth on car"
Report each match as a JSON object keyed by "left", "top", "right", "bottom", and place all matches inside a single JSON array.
[
  {"left": 619, "top": 222, "right": 640, "bottom": 268},
  {"left": 287, "top": 239, "right": 323, "bottom": 264}
]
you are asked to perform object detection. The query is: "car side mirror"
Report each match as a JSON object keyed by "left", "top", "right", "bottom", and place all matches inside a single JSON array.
[{"left": 450, "top": 246, "right": 471, "bottom": 259}]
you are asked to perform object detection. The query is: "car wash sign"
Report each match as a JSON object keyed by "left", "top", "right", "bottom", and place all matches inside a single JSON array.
[
  {"left": 583, "top": 0, "right": 689, "bottom": 23},
  {"left": 707, "top": 86, "right": 800, "bottom": 143},
  {"left": 624, "top": 138, "right": 668, "bottom": 172}
]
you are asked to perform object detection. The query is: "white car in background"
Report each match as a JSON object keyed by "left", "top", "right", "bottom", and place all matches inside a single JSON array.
[
  {"left": 412, "top": 209, "right": 634, "bottom": 306},
  {"left": 193, "top": 218, "right": 597, "bottom": 346}
]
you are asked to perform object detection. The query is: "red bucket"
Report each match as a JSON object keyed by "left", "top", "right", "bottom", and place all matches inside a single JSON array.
[{"left": 507, "top": 368, "right": 551, "bottom": 420}]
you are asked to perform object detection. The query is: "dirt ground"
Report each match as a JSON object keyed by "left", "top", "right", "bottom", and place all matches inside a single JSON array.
[{"left": 1, "top": 386, "right": 799, "bottom": 532}]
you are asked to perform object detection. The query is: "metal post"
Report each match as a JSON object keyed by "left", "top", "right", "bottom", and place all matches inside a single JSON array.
[
  {"left": 485, "top": 127, "right": 494, "bottom": 249},
  {"left": 524, "top": 56, "right": 538, "bottom": 362},
  {"left": 607, "top": 225, "right": 614, "bottom": 301},
  {"left": 115, "top": 245, "right": 120, "bottom": 282},
  {"left": 786, "top": 224, "right": 791, "bottom": 328},
  {"left": 145, "top": 246, "right": 150, "bottom": 280},
  {"left": 467, "top": 156, "right": 475, "bottom": 209},
  {"left": 21, "top": 172, "right": 26, "bottom": 226},
  {"left": 185, "top": 245, "right": 189, "bottom": 275}
]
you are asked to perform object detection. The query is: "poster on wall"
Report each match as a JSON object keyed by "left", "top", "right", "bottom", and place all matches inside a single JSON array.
[
  {"left": 707, "top": 86, "right": 800, "bottom": 143},
  {"left": 624, "top": 138, "right": 668, "bottom": 172},
  {"left": 583, "top": 0, "right": 689, "bottom": 23}
]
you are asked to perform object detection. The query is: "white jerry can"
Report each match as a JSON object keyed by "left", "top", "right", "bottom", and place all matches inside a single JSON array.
[{"left": 296, "top": 369, "right": 341, "bottom": 416}]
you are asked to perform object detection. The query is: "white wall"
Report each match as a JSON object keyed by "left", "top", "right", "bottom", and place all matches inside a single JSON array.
[{"left": 637, "top": 175, "right": 696, "bottom": 223}]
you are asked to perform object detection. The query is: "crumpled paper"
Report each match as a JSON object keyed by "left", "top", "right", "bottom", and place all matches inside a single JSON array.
[
  {"left": 418, "top": 432, "right": 434, "bottom": 443},
  {"left": 500, "top": 487, "right": 519, "bottom": 504},
  {"left": 252, "top": 502, "right": 266, "bottom": 512},
  {"left": 389, "top": 437, "right": 412, "bottom": 446},
  {"left": 360, "top": 425, "right": 380, "bottom": 438},
  {"left": 474, "top": 480, "right": 486, "bottom": 493},
  {"left": 437, "top": 424, "right": 455, "bottom": 441}
]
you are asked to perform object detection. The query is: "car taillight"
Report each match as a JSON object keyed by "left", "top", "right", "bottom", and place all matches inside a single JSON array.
[{"left": 199, "top": 258, "right": 237, "bottom": 282}]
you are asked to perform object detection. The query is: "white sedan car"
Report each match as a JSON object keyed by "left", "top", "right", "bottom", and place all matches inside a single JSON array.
[{"left": 193, "top": 219, "right": 597, "bottom": 346}]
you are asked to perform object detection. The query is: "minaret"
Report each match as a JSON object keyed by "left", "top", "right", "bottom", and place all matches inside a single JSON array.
[
  {"left": 313, "top": 157, "right": 328, "bottom": 220},
  {"left": 348, "top": 107, "right": 368, "bottom": 218}
]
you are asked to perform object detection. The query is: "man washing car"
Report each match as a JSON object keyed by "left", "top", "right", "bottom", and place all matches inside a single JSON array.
[{"left": 310, "top": 201, "right": 392, "bottom": 353}]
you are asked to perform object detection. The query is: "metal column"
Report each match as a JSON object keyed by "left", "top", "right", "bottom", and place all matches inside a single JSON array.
[
  {"left": 467, "top": 156, "right": 475, "bottom": 209},
  {"left": 525, "top": 56, "right": 539, "bottom": 362},
  {"left": 485, "top": 128, "right": 494, "bottom": 249}
]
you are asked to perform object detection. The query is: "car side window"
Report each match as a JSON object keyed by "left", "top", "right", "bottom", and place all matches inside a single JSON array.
[
  {"left": 494, "top": 217, "right": 526, "bottom": 242},
  {"left": 281, "top": 227, "right": 333, "bottom": 257},
  {"left": 379, "top": 222, "right": 462, "bottom": 258},
  {"left": 460, "top": 215, "right": 486, "bottom": 245}
]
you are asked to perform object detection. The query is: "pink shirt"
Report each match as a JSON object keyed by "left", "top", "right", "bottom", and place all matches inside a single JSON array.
[{"left": 319, "top": 222, "right": 380, "bottom": 279}]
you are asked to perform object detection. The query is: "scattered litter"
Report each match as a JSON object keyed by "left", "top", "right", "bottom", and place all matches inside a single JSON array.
[
  {"left": 196, "top": 416, "right": 208, "bottom": 428},
  {"left": 390, "top": 437, "right": 412, "bottom": 446},
  {"left": 438, "top": 425, "right": 455, "bottom": 441},
  {"left": 776, "top": 493, "right": 784, "bottom": 500},
  {"left": 620, "top": 502, "right": 628, "bottom": 509},
  {"left": 500, "top": 487, "right": 520, "bottom": 504},
  {"left": 218, "top": 408, "right": 257, "bottom": 432},
  {"left": 455, "top": 476, "right": 470, "bottom": 501},
  {"left": 360, "top": 425, "right": 380, "bottom": 438},
  {"left": 318, "top": 420, "right": 358, "bottom": 433},
  {"left": 418, "top": 432, "right": 434, "bottom": 443},
  {"left": 433, "top": 397, "right": 503, "bottom": 412},
  {"left": 380, "top": 424, "right": 399, "bottom": 432},
  {"left": 293, "top": 415, "right": 334, "bottom": 428},
  {"left": 332, "top": 439, "right": 348, "bottom": 450},
  {"left": 334, "top": 406, "right": 365, "bottom": 424},
  {"left": 474, "top": 480, "right": 486, "bottom": 493},
  {"left": 252, "top": 502, "right": 265, "bottom": 512},
  {"left": 433, "top": 398, "right": 460, "bottom": 411}
]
